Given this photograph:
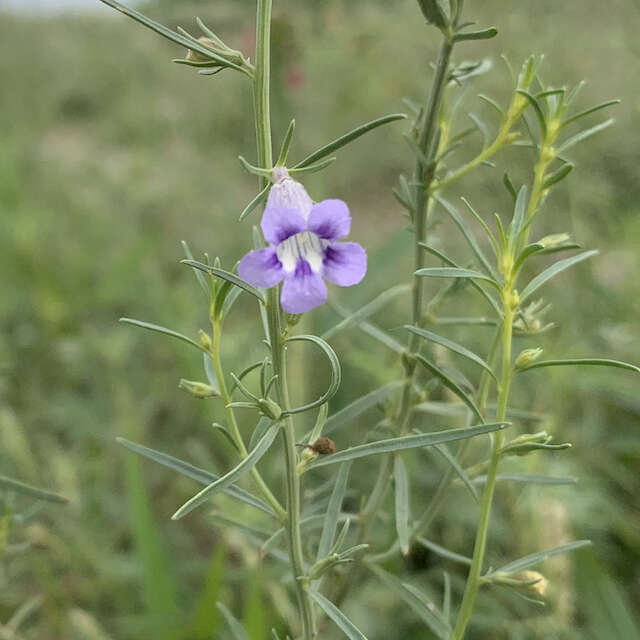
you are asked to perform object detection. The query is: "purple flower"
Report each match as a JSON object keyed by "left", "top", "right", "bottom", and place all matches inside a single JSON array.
[{"left": 238, "top": 170, "right": 367, "bottom": 314}]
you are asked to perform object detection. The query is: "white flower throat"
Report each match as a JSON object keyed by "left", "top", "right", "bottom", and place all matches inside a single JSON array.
[{"left": 277, "top": 231, "right": 328, "bottom": 273}]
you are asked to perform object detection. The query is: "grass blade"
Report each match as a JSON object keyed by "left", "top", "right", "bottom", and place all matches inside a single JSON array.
[
  {"left": 217, "top": 603, "right": 250, "bottom": 640},
  {"left": 520, "top": 250, "right": 599, "bottom": 302},
  {"left": 304, "top": 422, "right": 507, "bottom": 471},
  {"left": 307, "top": 590, "right": 367, "bottom": 640},
  {"left": 0, "top": 474, "right": 67, "bottom": 505},
  {"left": 172, "top": 422, "right": 280, "bottom": 520}
]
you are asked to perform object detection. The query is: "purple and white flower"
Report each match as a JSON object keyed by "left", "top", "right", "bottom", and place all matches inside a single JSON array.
[{"left": 238, "top": 169, "right": 367, "bottom": 314}]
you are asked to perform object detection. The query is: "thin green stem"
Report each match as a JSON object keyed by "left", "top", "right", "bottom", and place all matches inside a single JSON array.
[
  {"left": 210, "top": 322, "right": 285, "bottom": 521},
  {"left": 451, "top": 298, "right": 514, "bottom": 640},
  {"left": 253, "top": 1, "right": 314, "bottom": 636}
]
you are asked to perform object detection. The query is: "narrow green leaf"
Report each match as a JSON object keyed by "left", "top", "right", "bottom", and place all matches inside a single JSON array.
[
  {"left": 276, "top": 119, "right": 296, "bottom": 166},
  {"left": 120, "top": 317, "right": 205, "bottom": 353},
  {"left": 557, "top": 118, "right": 615, "bottom": 153},
  {"left": 416, "top": 267, "right": 501, "bottom": 290},
  {"left": 394, "top": 456, "right": 410, "bottom": 556},
  {"left": 402, "top": 584, "right": 452, "bottom": 638},
  {"left": 180, "top": 261, "right": 265, "bottom": 303},
  {"left": 0, "top": 474, "right": 67, "bottom": 505},
  {"left": 181, "top": 240, "right": 209, "bottom": 296},
  {"left": 308, "top": 403, "right": 329, "bottom": 444},
  {"left": 520, "top": 250, "right": 598, "bottom": 302},
  {"left": 324, "top": 381, "right": 403, "bottom": 436},
  {"left": 315, "top": 462, "right": 352, "bottom": 575},
  {"left": 543, "top": 162, "right": 574, "bottom": 189},
  {"left": 248, "top": 417, "right": 273, "bottom": 452},
  {"left": 406, "top": 326, "right": 497, "bottom": 382},
  {"left": 238, "top": 184, "right": 270, "bottom": 222},
  {"left": 518, "top": 358, "right": 640, "bottom": 374},
  {"left": 492, "top": 540, "right": 591, "bottom": 575},
  {"left": 323, "top": 284, "right": 410, "bottom": 341},
  {"left": 172, "top": 423, "right": 279, "bottom": 520},
  {"left": 436, "top": 197, "right": 498, "bottom": 278},
  {"left": 289, "top": 156, "right": 337, "bottom": 176},
  {"left": 96, "top": 0, "right": 246, "bottom": 73},
  {"left": 367, "top": 564, "right": 450, "bottom": 640},
  {"left": 116, "top": 438, "right": 275, "bottom": 516},
  {"left": 284, "top": 335, "right": 341, "bottom": 415},
  {"left": 415, "top": 354, "right": 485, "bottom": 423},
  {"left": 295, "top": 114, "right": 407, "bottom": 168},
  {"left": 472, "top": 473, "right": 576, "bottom": 486},
  {"left": 453, "top": 26, "right": 498, "bottom": 42},
  {"left": 509, "top": 185, "right": 528, "bottom": 247},
  {"left": 217, "top": 603, "right": 250, "bottom": 640},
  {"left": 416, "top": 536, "right": 472, "bottom": 566},
  {"left": 477, "top": 94, "right": 505, "bottom": 120},
  {"left": 307, "top": 591, "right": 367, "bottom": 640},
  {"left": 561, "top": 100, "right": 620, "bottom": 129},
  {"left": 443, "top": 572, "right": 451, "bottom": 622},
  {"left": 304, "top": 422, "right": 506, "bottom": 471},
  {"left": 432, "top": 444, "right": 479, "bottom": 502},
  {"left": 516, "top": 90, "right": 547, "bottom": 138}
]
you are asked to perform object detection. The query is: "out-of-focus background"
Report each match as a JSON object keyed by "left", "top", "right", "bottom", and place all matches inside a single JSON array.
[{"left": 0, "top": 0, "right": 639, "bottom": 638}]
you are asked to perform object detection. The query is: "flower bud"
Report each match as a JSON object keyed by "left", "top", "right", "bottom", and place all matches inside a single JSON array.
[
  {"left": 178, "top": 379, "right": 219, "bottom": 399},
  {"left": 268, "top": 168, "right": 313, "bottom": 220},
  {"left": 186, "top": 37, "right": 223, "bottom": 62},
  {"left": 257, "top": 398, "right": 282, "bottom": 421},
  {"left": 515, "top": 347, "right": 543, "bottom": 369},
  {"left": 514, "top": 570, "right": 548, "bottom": 597}
]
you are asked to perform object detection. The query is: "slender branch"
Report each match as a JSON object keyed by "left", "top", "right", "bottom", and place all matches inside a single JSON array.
[{"left": 253, "top": 1, "right": 315, "bottom": 637}]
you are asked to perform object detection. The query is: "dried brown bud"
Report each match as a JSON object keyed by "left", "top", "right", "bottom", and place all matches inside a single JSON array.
[{"left": 309, "top": 437, "right": 336, "bottom": 455}]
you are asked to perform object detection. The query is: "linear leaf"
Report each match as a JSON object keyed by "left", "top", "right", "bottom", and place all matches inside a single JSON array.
[
  {"left": 0, "top": 474, "right": 67, "bottom": 505},
  {"left": 367, "top": 564, "right": 450, "bottom": 640},
  {"left": 181, "top": 261, "right": 265, "bottom": 303},
  {"left": 304, "top": 422, "right": 506, "bottom": 471},
  {"left": 295, "top": 114, "right": 406, "bottom": 168},
  {"left": 171, "top": 423, "right": 280, "bottom": 520},
  {"left": 432, "top": 444, "right": 479, "bottom": 502},
  {"left": 560, "top": 100, "right": 620, "bottom": 129},
  {"left": 322, "top": 284, "right": 410, "bottom": 340},
  {"left": 518, "top": 358, "right": 640, "bottom": 374},
  {"left": 217, "top": 603, "right": 250, "bottom": 640},
  {"left": 324, "top": 381, "right": 403, "bottom": 435},
  {"left": 436, "top": 197, "right": 497, "bottom": 278},
  {"left": 509, "top": 185, "right": 528, "bottom": 246},
  {"left": 402, "top": 584, "right": 452, "bottom": 638},
  {"left": 394, "top": 456, "right": 410, "bottom": 555},
  {"left": 492, "top": 540, "right": 591, "bottom": 575},
  {"left": 416, "top": 267, "right": 501, "bottom": 290},
  {"left": 314, "top": 462, "right": 352, "bottom": 586},
  {"left": 472, "top": 473, "right": 576, "bottom": 486},
  {"left": 238, "top": 184, "right": 270, "bottom": 222},
  {"left": 117, "top": 438, "right": 274, "bottom": 516},
  {"left": 181, "top": 240, "right": 209, "bottom": 296},
  {"left": 120, "top": 317, "right": 205, "bottom": 352},
  {"left": 520, "top": 250, "right": 598, "bottom": 302},
  {"left": 276, "top": 119, "right": 296, "bottom": 166},
  {"left": 416, "top": 537, "right": 472, "bottom": 566},
  {"left": 406, "top": 326, "right": 497, "bottom": 381},
  {"left": 285, "top": 335, "right": 341, "bottom": 414},
  {"left": 557, "top": 118, "right": 615, "bottom": 153},
  {"left": 308, "top": 591, "right": 367, "bottom": 640},
  {"left": 97, "top": 0, "right": 246, "bottom": 73},
  {"left": 453, "top": 26, "right": 498, "bottom": 42},
  {"left": 415, "top": 354, "right": 485, "bottom": 423}
]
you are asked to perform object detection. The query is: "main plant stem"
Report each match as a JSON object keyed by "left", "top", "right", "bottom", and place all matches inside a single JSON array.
[
  {"left": 254, "top": 1, "right": 314, "bottom": 637},
  {"left": 451, "top": 298, "right": 514, "bottom": 640}
]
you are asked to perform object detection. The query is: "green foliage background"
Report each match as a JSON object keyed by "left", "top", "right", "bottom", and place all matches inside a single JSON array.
[{"left": 0, "top": 0, "right": 638, "bottom": 638}]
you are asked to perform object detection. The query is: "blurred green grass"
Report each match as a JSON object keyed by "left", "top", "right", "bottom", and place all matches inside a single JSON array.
[{"left": 0, "top": 0, "right": 639, "bottom": 637}]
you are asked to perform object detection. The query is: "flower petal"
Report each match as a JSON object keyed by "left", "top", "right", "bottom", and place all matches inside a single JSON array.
[
  {"left": 323, "top": 242, "right": 367, "bottom": 287},
  {"left": 261, "top": 207, "right": 306, "bottom": 245},
  {"left": 280, "top": 259, "right": 328, "bottom": 313},
  {"left": 307, "top": 199, "right": 351, "bottom": 240},
  {"left": 237, "top": 248, "right": 284, "bottom": 288},
  {"left": 267, "top": 173, "right": 313, "bottom": 220}
]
